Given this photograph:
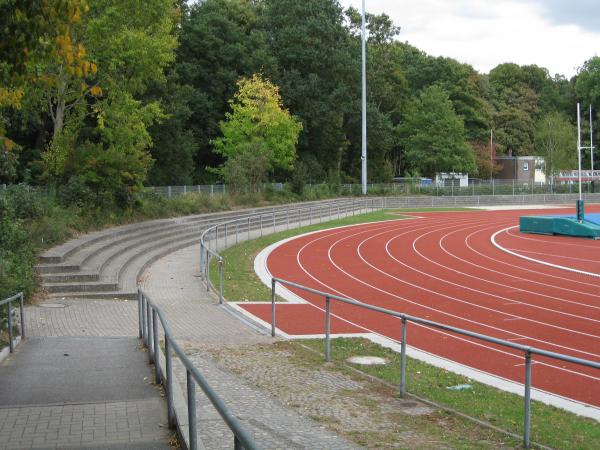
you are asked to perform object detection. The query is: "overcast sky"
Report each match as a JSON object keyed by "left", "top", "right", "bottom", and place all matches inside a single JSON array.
[{"left": 340, "top": 0, "right": 600, "bottom": 77}]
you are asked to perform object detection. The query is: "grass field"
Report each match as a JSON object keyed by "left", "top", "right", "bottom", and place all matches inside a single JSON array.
[{"left": 209, "top": 208, "right": 600, "bottom": 449}]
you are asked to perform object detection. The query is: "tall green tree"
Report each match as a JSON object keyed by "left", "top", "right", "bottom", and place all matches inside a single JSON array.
[
  {"left": 212, "top": 74, "right": 302, "bottom": 191},
  {"left": 400, "top": 85, "right": 475, "bottom": 178},
  {"left": 176, "top": 0, "right": 274, "bottom": 181},
  {"left": 534, "top": 111, "right": 576, "bottom": 183},
  {"left": 259, "top": 0, "right": 354, "bottom": 173}
]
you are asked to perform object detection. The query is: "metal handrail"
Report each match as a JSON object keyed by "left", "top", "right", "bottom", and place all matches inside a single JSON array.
[
  {"left": 137, "top": 289, "right": 259, "bottom": 450},
  {"left": 1, "top": 292, "right": 25, "bottom": 353},
  {"left": 270, "top": 277, "right": 600, "bottom": 449},
  {"left": 199, "top": 198, "right": 384, "bottom": 303}
]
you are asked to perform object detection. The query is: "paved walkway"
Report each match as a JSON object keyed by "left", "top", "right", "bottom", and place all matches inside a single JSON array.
[
  {"left": 0, "top": 336, "right": 171, "bottom": 449},
  {"left": 141, "top": 245, "right": 359, "bottom": 449}
]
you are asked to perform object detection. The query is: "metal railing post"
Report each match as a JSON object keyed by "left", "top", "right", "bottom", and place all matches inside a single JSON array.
[
  {"left": 273, "top": 211, "right": 276, "bottom": 232},
  {"left": 236, "top": 221, "right": 239, "bottom": 244},
  {"left": 325, "top": 296, "right": 331, "bottom": 362},
  {"left": 224, "top": 223, "right": 228, "bottom": 248},
  {"left": 260, "top": 214, "right": 263, "bottom": 236},
  {"left": 165, "top": 336, "right": 175, "bottom": 428},
  {"left": 206, "top": 252, "right": 211, "bottom": 292},
  {"left": 152, "top": 308, "right": 161, "bottom": 384},
  {"left": 524, "top": 350, "right": 532, "bottom": 448},
  {"left": 234, "top": 436, "right": 242, "bottom": 450},
  {"left": 19, "top": 293, "right": 24, "bottom": 339},
  {"left": 218, "top": 258, "right": 224, "bottom": 304},
  {"left": 137, "top": 290, "right": 143, "bottom": 339},
  {"left": 147, "top": 304, "right": 154, "bottom": 364},
  {"left": 271, "top": 279, "right": 276, "bottom": 337},
  {"left": 187, "top": 370, "right": 197, "bottom": 450},
  {"left": 7, "top": 301, "right": 13, "bottom": 353},
  {"left": 247, "top": 217, "right": 250, "bottom": 241},
  {"left": 400, "top": 317, "right": 407, "bottom": 398},
  {"left": 142, "top": 295, "right": 147, "bottom": 346},
  {"left": 286, "top": 209, "right": 290, "bottom": 230},
  {"left": 199, "top": 243, "right": 204, "bottom": 280}
]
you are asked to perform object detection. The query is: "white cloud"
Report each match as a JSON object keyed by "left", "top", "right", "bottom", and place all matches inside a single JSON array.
[{"left": 340, "top": 0, "right": 600, "bottom": 77}]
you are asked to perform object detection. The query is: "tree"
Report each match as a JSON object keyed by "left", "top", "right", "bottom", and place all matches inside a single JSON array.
[
  {"left": 400, "top": 85, "right": 475, "bottom": 178},
  {"left": 534, "top": 111, "right": 576, "bottom": 184},
  {"left": 176, "top": 0, "right": 274, "bottom": 181},
  {"left": 212, "top": 74, "right": 302, "bottom": 190},
  {"left": 259, "top": 0, "right": 354, "bottom": 173}
]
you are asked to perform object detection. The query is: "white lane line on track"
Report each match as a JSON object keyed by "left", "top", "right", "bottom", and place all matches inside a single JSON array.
[
  {"left": 492, "top": 227, "right": 600, "bottom": 278},
  {"left": 404, "top": 223, "right": 600, "bottom": 323},
  {"left": 506, "top": 226, "right": 600, "bottom": 249},
  {"left": 504, "top": 247, "right": 600, "bottom": 264},
  {"left": 441, "top": 224, "right": 600, "bottom": 308},
  {"left": 348, "top": 224, "right": 600, "bottom": 359},
  {"left": 464, "top": 226, "right": 600, "bottom": 293},
  {"left": 317, "top": 227, "right": 600, "bottom": 380}
]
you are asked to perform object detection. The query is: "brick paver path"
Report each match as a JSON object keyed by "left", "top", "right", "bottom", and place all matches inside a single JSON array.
[{"left": 141, "top": 245, "right": 360, "bottom": 449}]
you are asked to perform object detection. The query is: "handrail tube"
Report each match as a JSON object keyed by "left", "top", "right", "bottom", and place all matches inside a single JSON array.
[
  {"left": 138, "top": 289, "right": 259, "bottom": 450},
  {"left": 2, "top": 292, "right": 26, "bottom": 353},
  {"left": 271, "top": 277, "right": 600, "bottom": 369},
  {"left": 0, "top": 292, "right": 22, "bottom": 306}
]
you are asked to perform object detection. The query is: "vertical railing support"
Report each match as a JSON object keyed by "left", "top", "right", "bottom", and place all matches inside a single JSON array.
[
  {"left": 206, "top": 252, "right": 211, "bottom": 292},
  {"left": 234, "top": 436, "right": 242, "bottom": 450},
  {"left": 271, "top": 279, "right": 276, "bottom": 337},
  {"left": 147, "top": 305, "right": 154, "bottom": 364},
  {"left": 224, "top": 223, "right": 228, "bottom": 249},
  {"left": 400, "top": 317, "right": 407, "bottom": 398},
  {"left": 152, "top": 308, "right": 161, "bottom": 384},
  {"left": 218, "top": 258, "right": 224, "bottom": 304},
  {"left": 260, "top": 214, "right": 263, "bottom": 236},
  {"left": 142, "top": 295, "right": 148, "bottom": 346},
  {"left": 247, "top": 217, "right": 250, "bottom": 241},
  {"left": 137, "top": 290, "right": 143, "bottom": 339},
  {"left": 325, "top": 296, "right": 331, "bottom": 362},
  {"left": 187, "top": 370, "right": 197, "bottom": 450},
  {"left": 7, "top": 301, "right": 13, "bottom": 353},
  {"left": 523, "top": 350, "right": 533, "bottom": 448},
  {"left": 19, "top": 293, "right": 24, "bottom": 340},
  {"left": 165, "top": 336, "right": 175, "bottom": 428},
  {"left": 273, "top": 211, "right": 276, "bottom": 232}
]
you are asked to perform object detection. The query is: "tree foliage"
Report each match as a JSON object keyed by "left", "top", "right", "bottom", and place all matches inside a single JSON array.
[
  {"left": 534, "top": 111, "right": 576, "bottom": 182},
  {"left": 212, "top": 74, "right": 302, "bottom": 190},
  {"left": 400, "top": 85, "right": 475, "bottom": 178}
]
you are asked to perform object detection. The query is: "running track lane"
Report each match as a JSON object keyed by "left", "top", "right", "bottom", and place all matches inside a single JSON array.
[{"left": 239, "top": 208, "right": 600, "bottom": 408}]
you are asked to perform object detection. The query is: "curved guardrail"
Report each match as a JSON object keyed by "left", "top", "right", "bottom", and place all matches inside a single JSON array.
[
  {"left": 199, "top": 198, "right": 384, "bottom": 302},
  {"left": 1, "top": 292, "right": 25, "bottom": 354},
  {"left": 137, "top": 289, "right": 259, "bottom": 450},
  {"left": 269, "top": 277, "right": 600, "bottom": 449}
]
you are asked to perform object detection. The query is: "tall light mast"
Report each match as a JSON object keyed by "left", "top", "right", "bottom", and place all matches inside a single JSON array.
[{"left": 361, "top": 0, "right": 367, "bottom": 195}]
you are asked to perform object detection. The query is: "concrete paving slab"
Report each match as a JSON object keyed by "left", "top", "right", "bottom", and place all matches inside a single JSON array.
[{"left": 0, "top": 337, "right": 156, "bottom": 407}]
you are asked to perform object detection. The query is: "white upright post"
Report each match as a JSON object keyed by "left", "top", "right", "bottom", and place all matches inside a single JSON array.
[
  {"left": 578, "top": 103, "right": 582, "bottom": 202},
  {"left": 361, "top": 0, "right": 367, "bottom": 196},
  {"left": 590, "top": 105, "right": 595, "bottom": 179}
]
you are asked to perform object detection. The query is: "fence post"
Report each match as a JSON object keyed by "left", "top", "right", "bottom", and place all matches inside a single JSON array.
[
  {"left": 224, "top": 223, "right": 228, "bottom": 249},
  {"left": 400, "top": 317, "right": 407, "bottom": 398},
  {"left": 236, "top": 221, "right": 239, "bottom": 244},
  {"left": 165, "top": 336, "right": 175, "bottom": 428},
  {"left": 260, "top": 214, "right": 263, "bottom": 236},
  {"left": 168, "top": 186, "right": 172, "bottom": 199},
  {"left": 137, "top": 290, "right": 143, "bottom": 339},
  {"left": 152, "top": 309, "right": 161, "bottom": 384},
  {"left": 523, "top": 350, "right": 532, "bottom": 448},
  {"left": 206, "top": 252, "right": 211, "bottom": 292},
  {"left": 273, "top": 210, "right": 276, "bottom": 232},
  {"left": 325, "top": 296, "right": 331, "bottom": 362},
  {"left": 247, "top": 217, "right": 250, "bottom": 241},
  {"left": 19, "top": 293, "right": 24, "bottom": 340},
  {"left": 218, "top": 258, "right": 224, "bottom": 305},
  {"left": 7, "top": 301, "right": 13, "bottom": 353},
  {"left": 142, "top": 295, "right": 147, "bottom": 346},
  {"left": 187, "top": 370, "right": 197, "bottom": 450},
  {"left": 147, "top": 305, "right": 154, "bottom": 364},
  {"left": 271, "top": 279, "right": 276, "bottom": 337}
]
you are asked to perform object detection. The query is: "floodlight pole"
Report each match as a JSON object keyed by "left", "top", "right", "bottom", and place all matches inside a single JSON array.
[
  {"left": 490, "top": 129, "right": 493, "bottom": 184},
  {"left": 361, "top": 0, "right": 367, "bottom": 196},
  {"left": 577, "top": 103, "right": 582, "bottom": 202},
  {"left": 590, "top": 105, "right": 595, "bottom": 179}
]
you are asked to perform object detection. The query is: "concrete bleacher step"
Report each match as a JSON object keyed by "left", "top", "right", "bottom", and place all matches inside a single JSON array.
[
  {"left": 41, "top": 272, "right": 99, "bottom": 283},
  {"left": 44, "top": 280, "right": 119, "bottom": 293}
]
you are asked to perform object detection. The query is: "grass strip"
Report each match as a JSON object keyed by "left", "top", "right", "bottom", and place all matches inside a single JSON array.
[{"left": 209, "top": 207, "right": 599, "bottom": 449}]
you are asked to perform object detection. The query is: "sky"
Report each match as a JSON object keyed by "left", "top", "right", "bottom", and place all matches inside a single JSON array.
[{"left": 339, "top": 0, "right": 600, "bottom": 78}]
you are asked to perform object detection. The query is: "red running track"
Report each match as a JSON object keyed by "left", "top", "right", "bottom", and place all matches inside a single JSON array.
[{"left": 239, "top": 207, "right": 600, "bottom": 408}]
